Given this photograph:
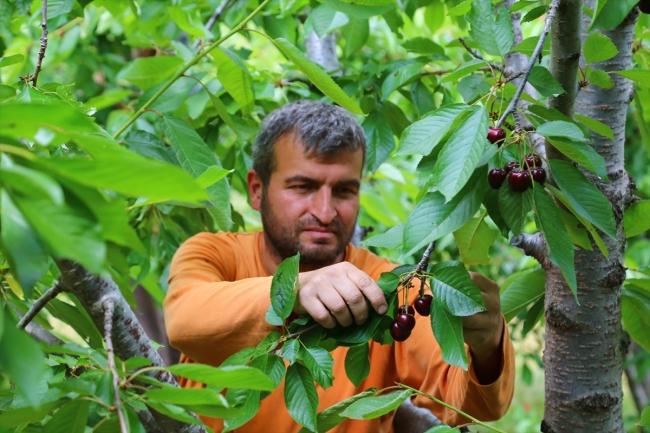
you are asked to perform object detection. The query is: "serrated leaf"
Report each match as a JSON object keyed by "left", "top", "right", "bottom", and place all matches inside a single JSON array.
[
  {"left": 166, "top": 364, "right": 275, "bottom": 391},
  {"left": 498, "top": 182, "right": 533, "bottom": 235},
  {"left": 536, "top": 120, "right": 585, "bottom": 141},
  {"left": 583, "top": 32, "right": 618, "bottom": 63},
  {"left": 223, "top": 389, "right": 261, "bottom": 431},
  {"left": 282, "top": 339, "right": 300, "bottom": 364},
  {"left": 363, "top": 110, "right": 396, "bottom": 172},
  {"left": 546, "top": 137, "right": 608, "bottom": 179},
  {"left": 431, "top": 297, "right": 468, "bottom": 369},
  {"left": 299, "top": 346, "right": 334, "bottom": 388},
  {"left": 500, "top": 268, "right": 545, "bottom": 322},
  {"left": 590, "top": 0, "right": 638, "bottom": 31},
  {"left": 440, "top": 59, "right": 486, "bottom": 84},
  {"left": 397, "top": 104, "right": 469, "bottom": 156},
  {"left": 297, "top": 389, "right": 378, "bottom": 433},
  {"left": 285, "top": 363, "right": 319, "bottom": 432},
  {"left": 433, "top": 106, "right": 489, "bottom": 201},
  {"left": 362, "top": 224, "right": 403, "bottom": 249},
  {"left": 548, "top": 160, "right": 616, "bottom": 240},
  {"left": 533, "top": 186, "right": 577, "bottom": 299},
  {"left": 467, "top": 0, "right": 514, "bottom": 56},
  {"left": 432, "top": 266, "right": 485, "bottom": 316},
  {"left": 403, "top": 167, "right": 487, "bottom": 256},
  {"left": 381, "top": 63, "right": 423, "bottom": 99},
  {"left": 612, "top": 70, "right": 650, "bottom": 88},
  {"left": 213, "top": 47, "right": 255, "bottom": 114},
  {"left": 117, "top": 56, "right": 184, "bottom": 90},
  {"left": 587, "top": 68, "right": 614, "bottom": 89},
  {"left": 377, "top": 272, "right": 400, "bottom": 295},
  {"left": 452, "top": 212, "right": 496, "bottom": 265},
  {"left": 527, "top": 66, "right": 565, "bottom": 97},
  {"left": 521, "top": 5, "right": 547, "bottom": 23},
  {"left": 146, "top": 387, "right": 229, "bottom": 406},
  {"left": 574, "top": 114, "right": 614, "bottom": 140},
  {"left": 344, "top": 343, "right": 370, "bottom": 387},
  {"left": 272, "top": 38, "right": 363, "bottom": 114},
  {"left": 624, "top": 200, "right": 650, "bottom": 238},
  {"left": 341, "top": 390, "right": 411, "bottom": 419},
  {"left": 270, "top": 253, "right": 300, "bottom": 320}
]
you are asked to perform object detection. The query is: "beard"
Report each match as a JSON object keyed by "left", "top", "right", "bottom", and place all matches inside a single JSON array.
[{"left": 260, "top": 192, "right": 356, "bottom": 267}]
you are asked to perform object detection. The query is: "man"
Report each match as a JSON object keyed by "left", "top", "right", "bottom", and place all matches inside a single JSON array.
[{"left": 164, "top": 100, "right": 515, "bottom": 433}]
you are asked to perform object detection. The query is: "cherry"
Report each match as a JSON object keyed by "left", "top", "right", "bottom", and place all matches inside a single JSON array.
[
  {"left": 390, "top": 321, "right": 411, "bottom": 342},
  {"left": 508, "top": 170, "right": 532, "bottom": 192},
  {"left": 487, "top": 127, "right": 506, "bottom": 145},
  {"left": 531, "top": 167, "right": 546, "bottom": 184},
  {"left": 639, "top": 0, "right": 650, "bottom": 14},
  {"left": 488, "top": 168, "right": 508, "bottom": 189},
  {"left": 395, "top": 313, "right": 416, "bottom": 332},
  {"left": 504, "top": 161, "right": 520, "bottom": 173},
  {"left": 399, "top": 305, "right": 415, "bottom": 316},
  {"left": 414, "top": 295, "right": 433, "bottom": 316},
  {"left": 524, "top": 153, "right": 542, "bottom": 169}
]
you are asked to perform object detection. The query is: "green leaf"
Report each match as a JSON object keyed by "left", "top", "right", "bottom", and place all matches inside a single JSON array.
[
  {"left": 297, "top": 389, "right": 378, "bottom": 433},
  {"left": 559, "top": 207, "right": 593, "bottom": 251},
  {"left": 166, "top": 364, "right": 276, "bottom": 391},
  {"left": 162, "top": 116, "right": 232, "bottom": 229},
  {"left": 344, "top": 343, "right": 371, "bottom": 387},
  {"left": 612, "top": 70, "right": 650, "bottom": 88},
  {"left": 196, "top": 166, "right": 233, "bottom": 189},
  {"left": 117, "top": 56, "right": 184, "bottom": 90},
  {"left": 622, "top": 291, "right": 650, "bottom": 353},
  {"left": 536, "top": 120, "right": 585, "bottom": 141},
  {"left": 574, "top": 114, "right": 614, "bottom": 140},
  {"left": 639, "top": 405, "right": 650, "bottom": 427},
  {"left": 624, "top": 200, "right": 650, "bottom": 238},
  {"left": 0, "top": 84, "right": 16, "bottom": 101},
  {"left": 299, "top": 345, "right": 334, "bottom": 388},
  {"left": 0, "top": 313, "right": 46, "bottom": 406},
  {"left": 500, "top": 268, "right": 546, "bottom": 322},
  {"left": 0, "top": 54, "right": 23, "bottom": 68},
  {"left": 404, "top": 167, "right": 487, "bottom": 256},
  {"left": 498, "top": 182, "right": 533, "bottom": 235},
  {"left": 511, "top": 36, "right": 550, "bottom": 57},
  {"left": 125, "top": 130, "right": 178, "bottom": 165},
  {"left": 361, "top": 224, "right": 403, "bottom": 249},
  {"left": 272, "top": 38, "right": 363, "bottom": 114},
  {"left": 546, "top": 137, "right": 608, "bottom": 179},
  {"left": 452, "top": 212, "right": 496, "bottom": 265},
  {"left": 0, "top": 400, "right": 65, "bottom": 428},
  {"left": 341, "top": 18, "right": 370, "bottom": 56},
  {"left": 205, "top": 87, "right": 240, "bottom": 136},
  {"left": 432, "top": 265, "right": 485, "bottom": 316},
  {"left": 46, "top": 298, "right": 104, "bottom": 348},
  {"left": 223, "top": 390, "right": 261, "bottom": 431},
  {"left": 43, "top": 399, "right": 89, "bottom": 433},
  {"left": 527, "top": 66, "right": 565, "bottom": 97},
  {"left": 586, "top": 68, "right": 614, "bottom": 89},
  {"left": 168, "top": 5, "right": 212, "bottom": 37},
  {"left": 381, "top": 63, "right": 423, "bottom": 99},
  {"left": 521, "top": 5, "right": 547, "bottom": 23},
  {"left": 146, "top": 387, "right": 229, "bottom": 406},
  {"left": 144, "top": 401, "right": 205, "bottom": 425},
  {"left": 533, "top": 186, "right": 577, "bottom": 299},
  {"left": 447, "top": 0, "right": 471, "bottom": 17},
  {"left": 431, "top": 297, "right": 468, "bottom": 369},
  {"left": 47, "top": 0, "right": 74, "bottom": 18},
  {"left": 467, "top": 0, "right": 514, "bottom": 56},
  {"left": 377, "top": 272, "right": 400, "bottom": 295},
  {"left": 583, "top": 32, "right": 618, "bottom": 63},
  {"left": 363, "top": 110, "right": 395, "bottom": 172},
  {"left": 440, "top": 59, "right": 486, "bottom": 84},
  {"left": 310, "top": 5, "right": 350, "bottom": 37},
  {"left": 0, "top": 191, "right": 48, "bottom": 296},
  {"left": 521, "top": 295, "right": 545, "bottom": 336},
  {"left": 213, "top": 47, "right": 255, "bottom": 114},
  {"left": 285, "top": 363, "right": 319, "bottom": 432},
  {"left": 397, "top": 104, "right": 469, "bottom": 156},
  {"left": 270, "top": 253, "right": 300, "bottom": 320},
  {"left": 433, "top": 106, "right": 489, "bottom": 201},
  {"left": 548, "top": 160, "right": 616, "bottom": 240},
  {"left": 336, "top": 0, "right": 396, "bottom": 5},
  {"left": 401, "top": 37, "right": 444, "bottom": 55},
  {"left": 590, "top": 0, "right": 638, "bottom": 31},
  {"left": 322, "top": 0, "right": 396, "bottom": 19},
  {"left": 341, "top": 390, "right": 411, "bottom": 419}
]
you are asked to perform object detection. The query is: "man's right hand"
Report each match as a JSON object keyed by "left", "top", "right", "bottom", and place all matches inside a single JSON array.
[{"left": 293, "top": 262, "right": 388, "bottom": 328}]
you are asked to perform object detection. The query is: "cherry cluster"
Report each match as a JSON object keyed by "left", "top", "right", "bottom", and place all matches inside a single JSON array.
[
  {"left": 488, "top": 154, "right": 546, "bottom": 193},
  {"left": 390, "top": 294, "right": 433, "bottom": 342}
]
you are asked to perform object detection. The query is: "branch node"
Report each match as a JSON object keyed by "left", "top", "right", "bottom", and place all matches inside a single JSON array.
[{"left": 510, "top": 233, "right": 550, "bottom": 268}]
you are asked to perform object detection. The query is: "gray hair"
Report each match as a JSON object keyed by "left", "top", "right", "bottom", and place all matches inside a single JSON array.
[{"left": 252, "top": 100, "right": 366, "bottom": 185}]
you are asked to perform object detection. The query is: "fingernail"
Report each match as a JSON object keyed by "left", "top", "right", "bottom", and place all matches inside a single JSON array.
[{"left": 378, "top": 305, "right": 387, "bottom": 315}]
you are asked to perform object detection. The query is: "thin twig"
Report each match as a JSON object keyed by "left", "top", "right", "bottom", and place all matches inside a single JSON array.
[
  {"left": 103, "top": 298, "right": 128, "bottom": 433},
  {"left": 192, "top": 0, "right": 238, "bottom": 49},
  {"left": 17, "top": 283, "right": 64, "bottom": 329},
  {"left": 284, "top": 323, "right": 319, "bottom": 341},
  {"left": 496, "top": 0, "right": 560, "bottom": 128},
  {"left": 397, "top": 383, "right": 508, "bottom": 433},
  {"left": 458, "top": 37, "right": 503, "bottom": 72},
  {"left": 415, "top": 242, "right": 436, "bottom": 273},
  {"left": 32, "top": 0, "right": 48, "bottom": 87}
]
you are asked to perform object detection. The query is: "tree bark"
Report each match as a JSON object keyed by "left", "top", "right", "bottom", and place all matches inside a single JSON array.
[{"left": 542, "top": 3, "right": 638, "bottom": 432}]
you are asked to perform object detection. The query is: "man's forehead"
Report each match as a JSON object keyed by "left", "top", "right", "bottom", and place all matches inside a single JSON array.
[{"left": 276, "top": 132, "right": 363, "bottom": 164}]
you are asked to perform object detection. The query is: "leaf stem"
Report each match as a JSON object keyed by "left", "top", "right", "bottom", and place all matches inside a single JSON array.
[
  {"left": 17, "top": 283, "right": 64, "bottom": 329},
  {"left": 397, "top": 383, "right": 507, "bottom": 433},
  {"left": 112, "top": 0, "right": 273, "bottom": 138}
]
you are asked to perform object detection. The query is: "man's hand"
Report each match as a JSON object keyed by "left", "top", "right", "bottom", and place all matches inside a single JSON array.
[
  {"left": 293, "top": 262, "right": 388, "bottom": 329},
  {"left": 463, "top": 272, "right": 505, "bottom": 384}
]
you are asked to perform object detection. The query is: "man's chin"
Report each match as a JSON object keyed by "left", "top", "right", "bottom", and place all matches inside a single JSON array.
[{"left": 298, "top": 243, "right": 343, "bottom": 266}]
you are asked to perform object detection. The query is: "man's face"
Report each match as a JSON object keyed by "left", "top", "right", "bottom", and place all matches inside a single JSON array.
[{"left": 248, "top": 133, "right": 363, "bottom": 269}]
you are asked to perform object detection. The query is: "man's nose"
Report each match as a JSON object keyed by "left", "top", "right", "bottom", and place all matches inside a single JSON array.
[{"left": 310, "top": 187, "right": 337, "bottom": 225}]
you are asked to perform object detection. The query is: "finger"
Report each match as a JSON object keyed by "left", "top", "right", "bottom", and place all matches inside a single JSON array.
[
  {"left": 345, "top": 266, "right": 388, "bottom": 315},
  {"left": 469, "top": 272, "right": 499, "bottom": 294},
  {"left": 332, "top": 278, "right": 370, "bottom": 325},
  {"left": 300, "top": 296, "right": 337, "bottom": 328},
  {"left": 317, "top": 290, "right": 354, "bottom": 327}
]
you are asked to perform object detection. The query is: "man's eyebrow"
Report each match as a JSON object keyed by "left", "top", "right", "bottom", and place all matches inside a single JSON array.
[{"left": 284, "top": 175, "right": 360, "bottom": 188}]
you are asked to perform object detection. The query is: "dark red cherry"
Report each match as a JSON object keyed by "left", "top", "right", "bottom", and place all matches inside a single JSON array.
[
  {"left": 414, "top": 295, "right": 433, "bottom": 316},
  {"left": 504, "top": 161, "right": 520, "bottom": 173},
  {"left": 488, "top": 168, "right": 508, "bottom": 189},
  {"left": 487, "top": 127, "right": 506, "bottom": 145},
  {"left": 531, "top": 167, "right": 546, "bottom": 184},
  {"left": 524, "top": 153, "right": 542, "bottom": 169},
  {"left": 399, "top": 305, "right": 415, "bottom": 316},
  {"left": 390, "top": 321, "right": 411, "bottom": 342},
  {"left": 508, "top": 170, "right": 532, "bottom": 192},
  {"left": 395, "top": 313, "right": 416, "bottom": 332}
]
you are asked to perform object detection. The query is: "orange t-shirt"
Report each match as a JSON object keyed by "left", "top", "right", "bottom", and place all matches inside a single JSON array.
[{"left": 164, "top": 231, "right": 515, "bottom": 433}]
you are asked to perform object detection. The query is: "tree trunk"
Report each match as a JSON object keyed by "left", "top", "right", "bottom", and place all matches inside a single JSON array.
[{"left": 541, "top": 3, "right": 638, "bottom": 432}]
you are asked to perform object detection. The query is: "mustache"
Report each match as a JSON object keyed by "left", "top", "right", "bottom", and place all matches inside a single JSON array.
[{"left": 297, "top": 217, "right": 344, "bottom": 232}]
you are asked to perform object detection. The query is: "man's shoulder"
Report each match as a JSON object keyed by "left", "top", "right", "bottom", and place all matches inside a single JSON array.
[
  {"left": 346, "top": 244, "right": 397, "bottom": 279},
  {"left": 181, "top": 231, "right": 261, "bottom": 254}
]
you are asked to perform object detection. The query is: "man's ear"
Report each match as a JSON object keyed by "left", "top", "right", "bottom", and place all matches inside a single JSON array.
[{"left": 247, "top": 169, "right": 263, "bottom": 212}]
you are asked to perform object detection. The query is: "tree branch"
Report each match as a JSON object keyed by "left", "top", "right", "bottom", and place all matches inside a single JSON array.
[
  {"left": 496, "top": 0, "right": 560, "bottom": 129},
  {"left": 191, "top": 0, "right": 237, "bottom": 49},
  {"left": 17, "top": 283, "right": 63, "bottom": 330},
  {"left": 458, "top": 37, "right": 503, "bottom": 72},
  {"left": 416, "top": 242, "right": 436, "bottom": 273},
  {"left": 103, "top": 297, "right": 129, "bottom": 433},
  {"left": 510, "top": 233, "right": 550, "bottom": 268},
  {"left": 32, "top": 0, "right": 49, "bottom": 87}
]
